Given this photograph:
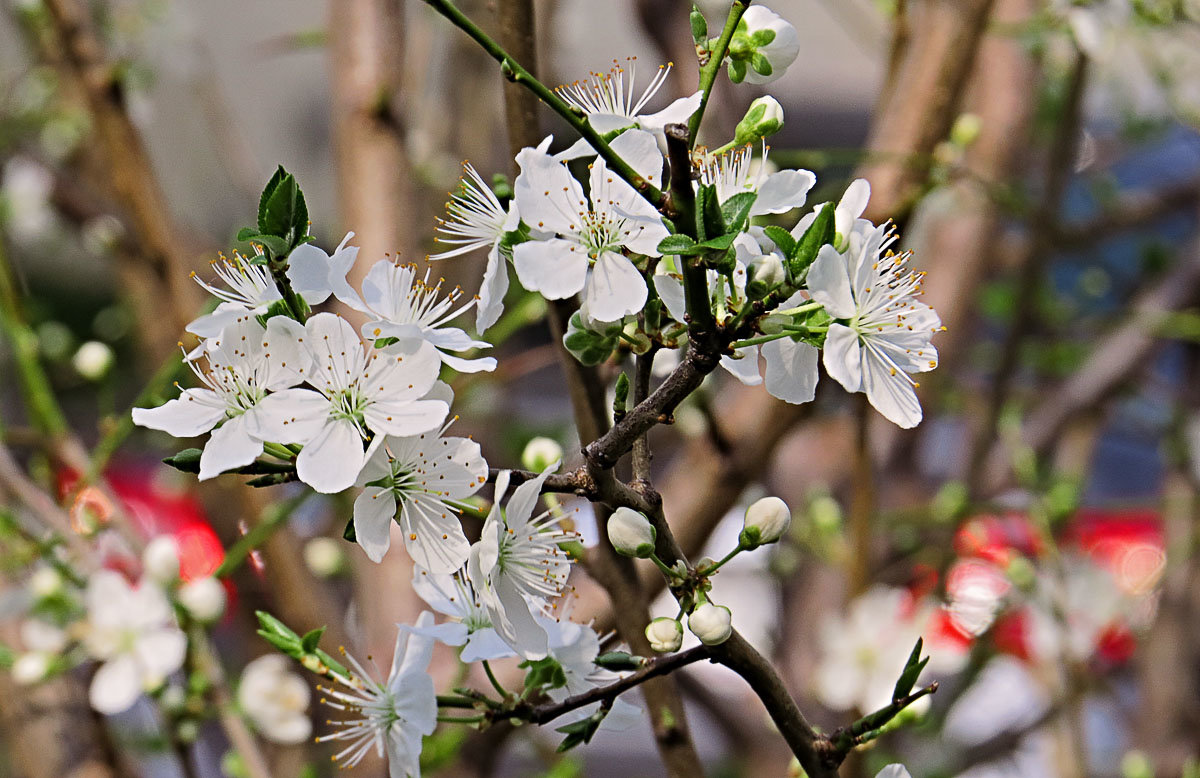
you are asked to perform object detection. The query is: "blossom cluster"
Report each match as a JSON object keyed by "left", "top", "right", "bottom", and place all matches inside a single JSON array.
[{"left": 111, "top": 2, "right": 944, "bottom": 774}]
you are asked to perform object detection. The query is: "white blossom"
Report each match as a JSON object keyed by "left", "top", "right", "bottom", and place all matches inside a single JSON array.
[
  {"left": 409, "top": 569, "right": 516, "bottom": 662},
  {"left": 352, "top": 419, "right": 488, "bottom": 572},
  {"left": 350, "top": 260, "right": 497, "bottom": 373},
  {"left": 142, "top": 535, "right": 181, "bottom": 584},
  {"left": 238, "top": 655, "right": 312, "bottom": 745},
  {"left": 178, "top": 577, "right": 226, "bottom": 623},
  {"left": 132, "top": 315, "right": 314, "bottom": 480},
  {"left": 813, "top": 586, "right": 926, "bottom": 713},
  {"left": 259, "top": 312, "right": 449, "bottom": 495},
  {"left": 791, "top": 178, "right": 872, "bottom": 253},
  {"left": 806, "top": 224, "right": 940, "bottom": 428},
  {"left": 555, "top": 59, "right": 702, "bottom": 160},
  {"left": 285, "top": 231, "right": 360, "bottom": 306},
  {"left": 430, "top": 163, "right": 521, "bottom": 334},
  {"left": 540, "top": 617, "right": 642, "bottom": 731},
  {"left": 317, "top": 615, "right": 437, "bottom": 777},
  {"left": 513, "top": 129, "right": 669, "bottom": 321},
  {"left": 467, "top": 467, "right": 578, "bottom": 659},
  {"left": 698, "top": 143, "right": 815, "bottom": 218},
  {"left": 1, "top": 156, "right": 54, "bottom": 241},
  {"left": 82, "top": 570, "right": 186, "bottom": 715},
  {"left": 732, "top": 6, "right": 801, "bottom": 85}
]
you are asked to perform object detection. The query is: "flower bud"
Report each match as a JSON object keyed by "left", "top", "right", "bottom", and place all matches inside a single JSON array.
[
  {"left": 72, "top": 340, "right": 114, "bottom": 381},
  {"left": 746, "top": 252, "right": 786, "bottom": 299},
  {"left": 740, "top": 496, "right": 791, "bottom": 547},
  {"left": 11, "top": 652, "right": 51, "bottom": 685},
  {"left": 521, "top": 437, "right": 564, "bottom": 472},
  {"left": 688, "top": 602, "right": 732, "bottom": 645},
  {"left": 142, "top": 536, "right": 181, "bottom": 584},
  {"left": 178, "top": 577, "right": 226, "bottom": 623},
  {"left": 950, "top": 113, "right": 983, "bottom": 149},
  {"left": 727, "top": 6, "right": 800, "bottom": 85},
  {"left": 607, "top": 507, "right": 656, "bottom": 558},
  {"left": 733, "top": 96, "right": 785, "bottom": 147},
  {"left": 303, "top": 536, "right": 345, "bottom": 578},
  {"left": 646, "top": 617, "right": 684, "bottom": 653},
  {"left": 27, "top": 566, "right": 63, "bottom": 600}
]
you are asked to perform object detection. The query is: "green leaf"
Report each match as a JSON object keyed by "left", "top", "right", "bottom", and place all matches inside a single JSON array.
[
  {"left": 694, "top": 233, "right": 737, "bottom": 252},
  {"left": 242, "top": 233, "right": 291, "bottom": 258},
  {"left": 343, "top": 518, "right": 357, "bottom": 542},
  {"left": 257, "top": 166, "right": 287, "bottom": 231},
  {"left": 256, "top": 610, "right": 296, "bottom": 638},
  {"left": 696, "top": 183, "right": 725, "bottom": 240},
  {"left": 789, "top": 201, "right": 834, "bottom": 280},
  {"left": 163, "top": 448, "right": 202, "bottom": 473},
  {"left": 259, "top": 172, "right": 308, "bottom": 246},
  {"left": 300, "top": 627, "right": 325, "bottom": 653},
  {"left": 657, "top": 234, "right": 698, "bottom": 255},
  {"left": 690, "top": 6, "right": 708, "bottom": 45},
  {"left": 555, "top": 706, "right": 609, "bottom": 752},
  {"left": 720, "top": 191, "right": 758, "bottom": 233},
  {"left": 257, "top": 629, "right": 300, "bottom": 653},
  {"left": 520, "top": 656, "right": 567, "bottom": 692},
  {"left": 236, "top": 226, "right": 258, "bottom": 242},
  {"left": 891, "top": 638, "right": 928, "bottom": 701},
  {"left": 762, "top": 225, "right": 796, "bottom": 258}
]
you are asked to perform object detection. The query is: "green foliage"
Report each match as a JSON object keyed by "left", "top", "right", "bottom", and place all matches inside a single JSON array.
[
  {"left": 563, "top": 312, "right": 620, "bottom": 365},
  {"left": 788, "top": 201, "right": 834, "bottom": 281},
  {"left": 520, "top": 656, "right": 568, "bottom": 693},
  {"left": 555, "top": 705, "right": 610, "bottom": 752}
]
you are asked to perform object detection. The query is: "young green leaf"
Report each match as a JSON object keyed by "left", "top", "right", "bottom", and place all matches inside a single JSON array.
[
  {"left": 720, "top": 191, "right": 758, "bottom": 233},
  {"left": 657, "top": 234, "right": 698, "bottom": 255},
  {"left": 789, "top": 201, "right": 835, "bottom": 280},
  {"left": 762, "top": 225, "right": 796, "bottom": 258}
]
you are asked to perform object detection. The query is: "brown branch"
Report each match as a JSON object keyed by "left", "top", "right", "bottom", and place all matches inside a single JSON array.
[
  {"left": 39, "top": 0, "right": 206, "bottom": 358},
  {"left": 521, "top": 645, "right": 711, "bottom": 726}
]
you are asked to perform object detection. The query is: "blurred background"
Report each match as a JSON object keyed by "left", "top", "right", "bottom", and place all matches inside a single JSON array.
[{"left": 2, "top": 0, "right": 1200, "bottom": 776}]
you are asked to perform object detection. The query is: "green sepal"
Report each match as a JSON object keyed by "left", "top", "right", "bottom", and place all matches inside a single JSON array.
[
  {"left": 373, "top": 336, "right": 400, "bottom": 349},
  {"left": 246, "top": 472, "right": 295, "bottom": 488},
  {"left": 749, "top": 28, "right": 776, "bottom": 47},
  {"left": 163, "top": 448, "right": 202, "bottom": 473},
  {"left": 728, "top": 58, "right": 747, "bottom": 84},
  {"left": 750, "top": 52, "right": 773, "bottom": 78},
  {"left": 490, "top": 173, "right": 513, "bottom": 202},
  {"left": 720, "top": 191, "right": 758, "bottom": 233}
]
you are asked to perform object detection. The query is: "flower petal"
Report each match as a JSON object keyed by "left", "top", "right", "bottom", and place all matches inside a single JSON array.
[
  {"left": 132, "top": 390, "right": 225, "bottom": 438},
  {"left": 199, "top": 415, "right": 263, "bottom": 480},
  {"left": 512, "top": 239, "right": 589, "bottom": 300},
  {"left": 89, "top": 655, "right": 141, "bottom": 714},
  {"left": 476, "top": 246, "right": 510, "bottom": 333},
  {"left": 752, "top": 169, "right": 816, "bottom": 216},
  {"left": 296, "top": 419, "right": 364, "bottom": 494},
  {"left": 352, "top": 487, "right": 396, "bottom": 562},
  {"left": 821, "top": 323, "right": 863, "bottom": 393},
  {"left": 806, "top": 245, "right": 856, "bottom": 319},
  {"left": 762, "top": 337, "right": 818, "bottom": 404},
  {"left": 585, "top": 252, "right": 647, "bottom": 322}
]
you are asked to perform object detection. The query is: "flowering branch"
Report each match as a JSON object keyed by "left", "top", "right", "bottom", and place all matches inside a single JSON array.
[
  {"left": 421, "top": 0, "right": 665, "bottom": 207},
  {"left": 687, "top": 0, "right": 751, "bottom": 146}
]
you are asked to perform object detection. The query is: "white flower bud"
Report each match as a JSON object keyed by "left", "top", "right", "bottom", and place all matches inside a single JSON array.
[
  {"left": 27, "top": 566, "right": 63, "bottom": 600},
  {"left": 741, "top": 496, "right": 791, "bottom": 547},
  {"left": 729, "top": 6, "right": 800, "bottom": 85},
  {"left": 688, "top": 602, "right": 732, "bottom": 646},
  {"left": 303, "top": 536, "right": 345, "bottom": 578},
  {"left": 11, "top": 652, "right": 51, "bottom": 685},
  {"left": 142, "top": 536, "right": 181, "bottom": 584},
  {"left": 607, "top": 507, "right": 656, "bottom": 558},
  {"left": 733, "top": 96, "right": 785, "bottom": 146},
  {"left": 746, "top": 252, "right": 786, "bottom": 299},
  {"left": 72, "top": 340, "right": 114, "bottom": 381},
  {"left": 178, "top": 577, "right": 226, "bottom": 623},
  {"left": 521, "top": 437, "right": 564, "bottom": 472},
  {"left": 645, "top": 617, "right": 684, "bottom": 653}
]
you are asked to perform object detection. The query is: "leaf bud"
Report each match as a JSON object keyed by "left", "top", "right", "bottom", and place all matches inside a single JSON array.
[{"left": 521, "top": 437, "right": 564, "bottom": 472}]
